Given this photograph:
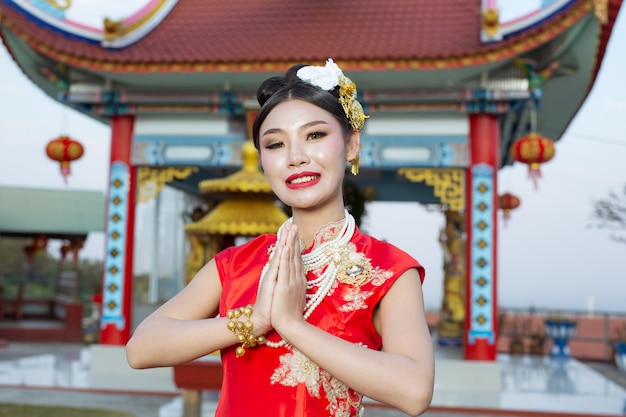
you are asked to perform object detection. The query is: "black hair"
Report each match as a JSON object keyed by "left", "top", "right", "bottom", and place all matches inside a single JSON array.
[{"left": 252, "top": 64, "right": 352, "bottom": 148}]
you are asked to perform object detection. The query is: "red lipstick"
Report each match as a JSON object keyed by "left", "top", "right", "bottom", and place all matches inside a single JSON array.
[{"left": 286, "top": 171, "right": 321, "bottom": 189}]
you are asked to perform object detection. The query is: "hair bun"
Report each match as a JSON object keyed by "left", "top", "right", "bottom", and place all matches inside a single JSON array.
[
  {"left": 256, "top": 77, "right": 285, "bottom": 107},
  {"left": 256, "top": 64, "right": 309, "bottom": 106}
]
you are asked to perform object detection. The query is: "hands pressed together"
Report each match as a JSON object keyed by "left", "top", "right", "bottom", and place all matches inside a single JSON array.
[{"left": 252, "top": 223, "right": 307, "bottom": 341}]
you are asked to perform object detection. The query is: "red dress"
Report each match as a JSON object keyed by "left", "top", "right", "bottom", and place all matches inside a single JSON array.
[{"left": 214, "top": 224, "right": 424, "bottom": 417}]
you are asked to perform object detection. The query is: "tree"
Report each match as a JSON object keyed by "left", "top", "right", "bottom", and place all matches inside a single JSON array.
[
  {"left": 591, "top": 184, "right": 626, "bottom": 244},
  {"left": 0, "top": 237, "right": 58, "bottom": 291},
  {"left": 0, "top": 237, "right": 103, "bottom": 299}
]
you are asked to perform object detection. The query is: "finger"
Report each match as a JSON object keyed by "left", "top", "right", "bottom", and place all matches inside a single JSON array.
[
  {"left": 289, "top": 226, "right": 301, "bottom": 282},
  {"left": 260, "top": 242, "right": 282, "bottom": 292},
  {"left": 294, "top": 244, "right": 304, "bottom": 284},
  {"left": 275, "top": 237, "right": 289, "bottom": 283},
  {"left": 278, "top": 223, "right": 292, "bottom": 247},
  {"left": 288, "top": 226, "right": 303, "bottom": 278}
]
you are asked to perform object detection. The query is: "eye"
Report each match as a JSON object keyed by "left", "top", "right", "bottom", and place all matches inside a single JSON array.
[
  {"left": 263, "top": 140, "right": 284, "bottom": 150},
  {"left": 307, "top": 131, "right": 327, "bottom": 140}
]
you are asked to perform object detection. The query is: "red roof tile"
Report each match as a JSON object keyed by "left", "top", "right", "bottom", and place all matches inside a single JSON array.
[{"left": 0, "top": 0, "right": 616, "bottom": 72}]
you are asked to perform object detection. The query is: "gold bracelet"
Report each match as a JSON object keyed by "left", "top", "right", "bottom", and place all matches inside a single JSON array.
[{"left": 226, "top": 304, "right": 266, "bottom": 357}]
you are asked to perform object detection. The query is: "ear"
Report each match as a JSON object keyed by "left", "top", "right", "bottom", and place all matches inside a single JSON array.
[{"left": 346, "top": 131, "right": 361, "bottom": 161}]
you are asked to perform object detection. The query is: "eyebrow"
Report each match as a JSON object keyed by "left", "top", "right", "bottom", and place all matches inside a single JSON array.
[{"left": 261, "top": 120, "right": 330, "bottom": 138}]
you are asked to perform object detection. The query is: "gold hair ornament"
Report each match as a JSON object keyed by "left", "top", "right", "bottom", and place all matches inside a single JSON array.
[
  {"left": 296, "top": 58, "right": 369, "bottom": 132},
  {"left": 226, "top": 304, "right": 266, "bottom": 357},
  {"left": 338, "top": 75, "right": 368, "bottom": 132}
]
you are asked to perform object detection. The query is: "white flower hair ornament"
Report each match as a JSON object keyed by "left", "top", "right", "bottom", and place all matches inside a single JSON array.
[{"left": 296, "top": 58, "right": 369, "bottom": 132}]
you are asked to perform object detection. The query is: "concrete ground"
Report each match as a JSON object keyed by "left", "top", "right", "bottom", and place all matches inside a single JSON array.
[
  {"left": 0, "top": 386, "right": 525, "bottom": 417},
  {"left": 1, "top": 341, "right": 624, "bottom": 417}
]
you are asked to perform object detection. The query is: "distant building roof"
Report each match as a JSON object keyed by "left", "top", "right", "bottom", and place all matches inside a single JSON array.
[{"left": 0, "top": 186, "right": 105, "bottom": 239}]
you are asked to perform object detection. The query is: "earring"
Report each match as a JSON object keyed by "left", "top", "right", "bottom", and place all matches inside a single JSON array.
[{"left": 350, "top": 155, "right": 359, "bottom": 176}]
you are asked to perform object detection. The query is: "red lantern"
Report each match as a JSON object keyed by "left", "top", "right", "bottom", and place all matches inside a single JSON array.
[
  {"left": 45, "top": 135, "right": 84, "bottom": 183},
  {"left": 510, "top": 132, "right": 555, "bottom": 189},
  {"left": 498, "top": 193, "right": 521, "bottom": 225}
]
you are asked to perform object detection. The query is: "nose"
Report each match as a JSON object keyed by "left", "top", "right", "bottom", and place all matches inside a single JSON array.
[{"left": 288, "top": 142, "right": 309, "bottom": 168}]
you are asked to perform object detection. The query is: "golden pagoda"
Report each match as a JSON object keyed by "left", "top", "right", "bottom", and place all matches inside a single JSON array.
[{"left": 183, "top": 140, "right": 287, "bottom": 282}]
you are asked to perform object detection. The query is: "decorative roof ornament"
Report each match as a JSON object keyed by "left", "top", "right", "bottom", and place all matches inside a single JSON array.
[
  {"left": 594, "top": 0, "right": 609, "bottom": 24},
  {"left": 101, "top": 0, "right": 180, "bottom": 48},
  {"left": 480, "top": 0, "right": 501, "bottom": 42},
  {"left": 481, "top": 8, "right": 501, "bottom": 41},
  {"left": 199, "top": 140, "right": 273, "bottom": 194},
  {"left": 43, "top": 0, "right": 70, "bottom": 10},
  {"left": 9, "top": 0, "right": 179, "bottom": 48},
  {"left": 103, "top": 17, "right": 127, "bottom": 42}
]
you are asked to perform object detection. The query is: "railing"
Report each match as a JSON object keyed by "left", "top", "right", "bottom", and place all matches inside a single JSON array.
[{"left": 498, "top": 306, "right": 626, "bottom": 362}]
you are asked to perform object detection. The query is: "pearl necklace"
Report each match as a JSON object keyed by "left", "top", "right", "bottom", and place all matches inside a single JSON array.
[{"left": 258, "top": 209, "right": 356, "bottom": 348}]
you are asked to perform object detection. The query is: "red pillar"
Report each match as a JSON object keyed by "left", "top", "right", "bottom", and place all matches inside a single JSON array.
[
  {"left": 464, "top": 113, "right": 499, "bottom": 361},
  {"left": 100, "top": 116, "right": 136, "bottom": 345}
]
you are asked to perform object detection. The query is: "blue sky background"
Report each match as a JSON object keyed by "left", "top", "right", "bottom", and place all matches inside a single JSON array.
[{"left": 1, "top": 1, "right": 625, "bottom": 312}]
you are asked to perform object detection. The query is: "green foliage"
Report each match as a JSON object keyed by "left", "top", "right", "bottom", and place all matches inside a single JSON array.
[
  {"left": 0, "top": 237, "right": 103, "bottom": 312},
  {"left": 0, "top": 237, "right": 57, "bottom": 291}
]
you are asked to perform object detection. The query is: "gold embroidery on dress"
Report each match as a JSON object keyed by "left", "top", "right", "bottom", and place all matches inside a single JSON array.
[
  {"left": 321, "top": 369, "right": 363, "bottom": 417},
  {"left": 270, "top": 349, "right": 322, "bottom": 397},
  {"left": 339, "top": 288, "right": 374, "bottom": 312},
  {"left": 271, "top": 347, "right": 364, "bottom": 417},
  {"left": 370, "top": 266, "right": 394, "bottom": 286},
  {"left": 334, "top": 243, "right": 373, "bottom": 286}
]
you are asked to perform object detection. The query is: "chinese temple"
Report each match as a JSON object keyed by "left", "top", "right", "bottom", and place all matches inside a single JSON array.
[{"left": 0, "top": 0, "right": 622, "bottom": 361}]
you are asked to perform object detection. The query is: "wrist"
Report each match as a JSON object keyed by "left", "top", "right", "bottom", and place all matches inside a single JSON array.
[
  {"left": 274, "top": 316, "right": 307, "bottom": 344},
  {"left": 226, "top": 305, "right": 267, "bottom": 357},
  {"left": 251, "top": 309, "right": 272, "bottom": 336}
]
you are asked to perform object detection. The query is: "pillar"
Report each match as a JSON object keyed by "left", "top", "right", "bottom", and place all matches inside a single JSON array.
[
  {"left": 100, "top": 115, "right": 136, "bottom": 345},
  {"left": 464, "top": 113, "right": 499, "bottom": 361}
]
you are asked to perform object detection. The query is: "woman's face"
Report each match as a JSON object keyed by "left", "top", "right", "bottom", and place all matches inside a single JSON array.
[{"left": 258, "top": 99, "right": 359, "bottom": 212}]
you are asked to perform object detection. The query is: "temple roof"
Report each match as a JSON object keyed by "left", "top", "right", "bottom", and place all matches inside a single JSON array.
[
  {"left": 0, "top": 0, "right": 617, "bottom": 72},
  {"left": 0, "top": 0, "right": 622, "bottom": 179},
  {"left": 0, "top": 186, "right": 105, "bottom": 239},
  {"left": 185, "top": 197, "right": 288, "bottom": 236}
]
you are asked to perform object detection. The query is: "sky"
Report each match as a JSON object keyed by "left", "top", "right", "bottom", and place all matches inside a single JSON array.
[{"left": 0, "top": 1, "right": 625, "bottom": 313}]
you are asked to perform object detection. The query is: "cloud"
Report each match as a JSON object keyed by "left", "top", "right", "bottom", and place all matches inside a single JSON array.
[
  {"left": 0, "top": 120, "right": 32, "bottom": 133},
  {"left": 602, "top": 98, "right": 626, "bottom": 111}
]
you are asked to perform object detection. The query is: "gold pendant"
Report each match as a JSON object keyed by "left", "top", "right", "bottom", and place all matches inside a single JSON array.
[{"left": 337, "top": 251, "right": 372, "bottom": 286}]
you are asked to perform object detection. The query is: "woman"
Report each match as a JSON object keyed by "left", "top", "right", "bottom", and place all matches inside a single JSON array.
[{"left": 126, "top": 59, "right": 434, "bottom": 417}]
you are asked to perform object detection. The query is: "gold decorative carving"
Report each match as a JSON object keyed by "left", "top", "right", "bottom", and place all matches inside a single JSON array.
[
  {"left": 594, "top": 0, "right": 609, "bottom": 24},
  {"left": 102, "top": 0, "right": 168, "bottom": 42},
  {"left": 44, "top": 0, "right": 71, "bottom": 10},
  {"left": 137, "top": 166, "right": 199, "bottom": 203},
  {"left": 103, "top": 18, "right": 127, "bottom": 41},
  {"left": 481, "top": 8, "right": 500, "bottom": 37},
  {"left": 437, "top": 211, "right": 466, "bottom": 341},
  {"left": 397, "top": 168, "right": 465, "bottom": 211}
]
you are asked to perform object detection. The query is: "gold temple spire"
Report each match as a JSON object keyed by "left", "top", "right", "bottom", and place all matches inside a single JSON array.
[{"left": 199, "top": 140, "right": 273, "bottom": 194}]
